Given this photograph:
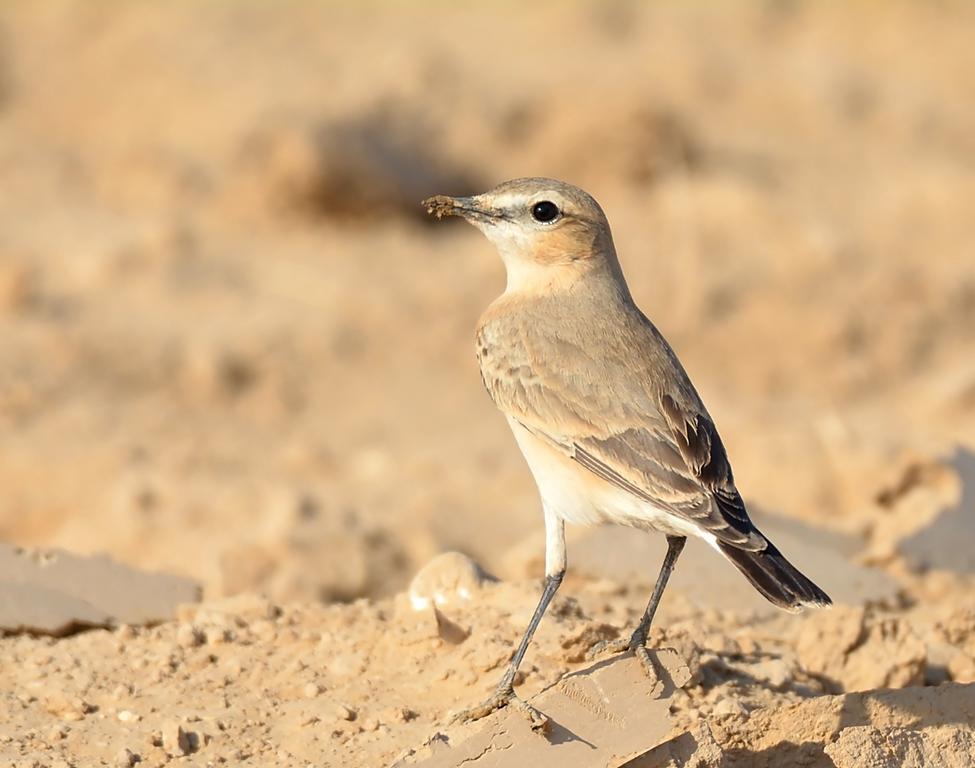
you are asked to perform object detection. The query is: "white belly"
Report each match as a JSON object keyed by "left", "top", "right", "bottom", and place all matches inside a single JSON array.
[
  {"left": 509, "top": 417, "right": 607, "bottom": 526},
  {"left": 508, "top": 416, "right": 718, "bottom": 546}
]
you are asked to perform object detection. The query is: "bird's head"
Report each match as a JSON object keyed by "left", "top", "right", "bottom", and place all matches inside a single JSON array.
[{"left": 424, "top": 177, "right": 624, "bottom": 294}]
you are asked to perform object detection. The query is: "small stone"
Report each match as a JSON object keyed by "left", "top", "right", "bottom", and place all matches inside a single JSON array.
[
  {"left": 360, "top": 716, "right": 380, "bottom": 732},
  {"left": 115, "top": 748, "right": 137, "bottom": 767},
  {"left": 44, "top": 693, "right": 91, "bottom": 722},
  {"left": 250, "top": 619, "right": 277, "bottom": 642},
  {"left": 302, "top": 682, "right": 322, "bottom": 699},
  {"left": 382, "top": 706, "right": 417, "bottom": 723},
  {"left": 334, "top": 704, "right": 356, "bottom": 721},
  {"left": 177, "top": 624, "right": 204, "bottom": 648},
  {"left": 748, "top": 658, "right": 793, "bottom": 689},
  {"left": 118, "top": 710, "right": 141, "bottom": 723},
  {"left": 161, "top": 720, "right": 192, "bottom": 756},
  {"left": 712, "top": 698, "right": 747, "bottom": 719},
  {"left": 112, "top": 684, "right": 132, "bottom": 700},
  {"left": 948, "top": 651, "right": 975, "bottom": 683},
  {"left": 206, "top": 626, "right": 233, "bottom": 645},
  {"left": 408, "top": 552, "right": 488, "bottom": 611}
]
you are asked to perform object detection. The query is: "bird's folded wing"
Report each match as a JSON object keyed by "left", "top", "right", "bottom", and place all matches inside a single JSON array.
[{"left": 480, "top": 333, "right": 765, "bottom": 550}]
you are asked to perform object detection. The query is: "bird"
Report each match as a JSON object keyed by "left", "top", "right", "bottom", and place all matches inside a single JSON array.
[{"left": 423, "top": 178, "right": 831, "bottom": 728}]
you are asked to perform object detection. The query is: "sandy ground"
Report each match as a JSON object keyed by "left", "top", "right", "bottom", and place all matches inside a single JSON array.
[{"left": 1, "top": 1, "right": 975, "bottom": 765}]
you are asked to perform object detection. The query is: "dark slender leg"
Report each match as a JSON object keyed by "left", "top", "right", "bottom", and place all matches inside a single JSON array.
[
  {"left": 587, "top": 535, "right": 686, "bottom": 676},
  {"left": 452, "top": 569, "right": 564, "bottom": 729},
  {"left": 629, "top": 535, "right": 686, "bottom": 647},
  {"left": 497, "top": 569, "right": 564, "bottom": 691}
]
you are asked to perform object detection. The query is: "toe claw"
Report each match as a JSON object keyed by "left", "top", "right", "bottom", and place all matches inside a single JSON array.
[
  {"left": 510, "top": 696, "right": 549, "bottom": 731},
  {"left": 634, "top": 645, "right": 661, "bottom": 684},
  {"left": 450, "top": 687, "right": 548, "bottom": 731},
  {"left": 586, "top": 636, "right": 628, "bottom": 661},
  {"left": 586, "top": 637, "right": 663, "bottom": 690}
]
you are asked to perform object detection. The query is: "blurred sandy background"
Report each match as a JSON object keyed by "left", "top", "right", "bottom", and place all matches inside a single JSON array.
[
  {"left": 2, "top": 0, "right": 973, "bottom": 601},
  {"left": 3, "top": 2, "right": 975, "bottom": 766}
]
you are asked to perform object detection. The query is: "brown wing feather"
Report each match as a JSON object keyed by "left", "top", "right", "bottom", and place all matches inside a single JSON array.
[{"left": 476, "top": 303, "right": 765, "bottom": 550}]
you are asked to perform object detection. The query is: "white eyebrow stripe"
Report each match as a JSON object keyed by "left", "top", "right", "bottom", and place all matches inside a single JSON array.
[{"left": 488, "top": 191, "right": 529, "bottom": 209}]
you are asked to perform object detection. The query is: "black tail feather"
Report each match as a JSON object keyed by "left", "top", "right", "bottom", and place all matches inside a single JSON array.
[{"left": 718, "top": 538, "right": 832, "bottom": 612}]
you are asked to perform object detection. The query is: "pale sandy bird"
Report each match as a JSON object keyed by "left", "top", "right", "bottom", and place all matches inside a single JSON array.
[{"left": 423, "top": 178, "right": 830, "bottom": 727}]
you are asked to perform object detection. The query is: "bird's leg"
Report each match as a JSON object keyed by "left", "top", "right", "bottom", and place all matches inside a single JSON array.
[
  {"left": 628, "top": 535, "right": 686, "bottom": 648},
  {"left": 450, "top": 570, "right": 562, "bottom": 729},
  {"left": 589, "top": 535, "right": 686, "bottom": 680},
  {"left": 450, "top": 512, "right": 565, "bottom": 731}
]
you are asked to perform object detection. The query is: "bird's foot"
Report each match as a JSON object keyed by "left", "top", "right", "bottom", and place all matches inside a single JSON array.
[
  {"left": 586, "top": 636, "right": 630, "bottom": 660},
  {"left": 449, "top": 684, "right": 549, "bottom": 732},
  {"left": 587, "top": 635, "right": 661, "bottom": 687},
  {"left": 631, "top": 643, "right": 661, "bottom": 687}
]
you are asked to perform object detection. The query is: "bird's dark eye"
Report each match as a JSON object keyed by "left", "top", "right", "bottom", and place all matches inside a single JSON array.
[{"left": 530, "top": 201, "right": 560, "bottom": 223}]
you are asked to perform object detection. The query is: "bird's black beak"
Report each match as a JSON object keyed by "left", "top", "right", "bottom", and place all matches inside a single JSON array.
[{"left": 422, "top": 195, "right": 501, "bottom": 224}]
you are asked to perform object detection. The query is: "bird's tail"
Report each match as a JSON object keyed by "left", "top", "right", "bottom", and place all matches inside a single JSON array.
[{"left": 717, "top": 538, "right": 832, "bottom": 612}]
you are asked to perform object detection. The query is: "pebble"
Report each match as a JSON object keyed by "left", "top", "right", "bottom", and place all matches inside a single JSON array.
[
  {"left": 206, "top": 626, "right": 233, "bottom": 645},
  {"left": 360, "top": 716, "right": 380, "bottom": 732},
  {"left": 177, "top": 624, "right": 204, "bottom": 648},
  {"left": 334, "top": 704, "right": 356, "bottom": 721},
  {"left": 161, "top": 720, "right": 192, "bottom": 756},
  {"left": 748, "top": 658, "right": 793, "bottom": 689},
  {"left": 44, "top": 694, "right": 90, "bottom": 722},
  {"left": 381, "top": 705, "right": 417, "bottom": 723},
  {"left": 250, "top": 620, "right": 278, "bottom": 642},
  {"left": 408, "top": 552, "right": 487, "bottom": 611},
  {"left": 111, "top": 684, "right": 133, "bottom": 700},
  {"left": 712, "top": 698, "right": 747, "bottom": 719}
]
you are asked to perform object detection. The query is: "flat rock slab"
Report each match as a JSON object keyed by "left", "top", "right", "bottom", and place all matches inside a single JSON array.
[
  {"left": 621, "top": 722, "right": 725, "bottom": 768},
  {"left": 406, "top": 649, "right": 690, "bottom": 768},
  {"left": 571, "top": 507, "right": 896, "bottom": 614},
  {"left": 0, "top": 544, "right": 201, "bottom": 636},
  {"left": 899, "top": 446, "right": 975, "bottom": 574}
]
